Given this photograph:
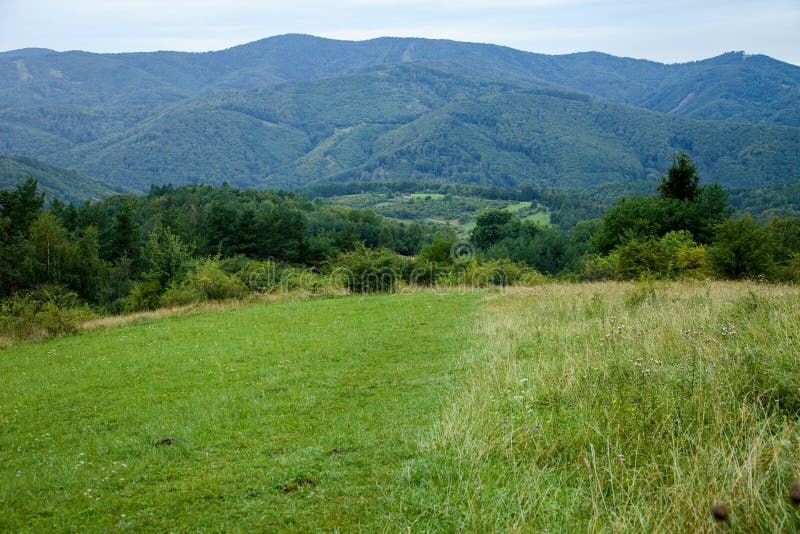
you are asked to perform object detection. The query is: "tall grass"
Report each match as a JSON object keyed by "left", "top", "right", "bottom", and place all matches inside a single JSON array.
[{"left": 395, "top": 282, "right": 800, "bottom": 532}]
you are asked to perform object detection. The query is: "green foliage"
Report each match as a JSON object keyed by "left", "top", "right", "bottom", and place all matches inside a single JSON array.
[
  {"left": 417, "top": 236, "right": 455, "bottom": 265},
  {"left": 126, "top": 280, "right": 164, "bottom": 312},
  {"left": 0, "top": 285, "right": 94, "bottom": 340},
  {"left": 471, "top": 209, "right": 519, "bottom": 250},
  {"left": 708, "top": 216, "right": 776, "bottom": 279},
  {"left": 613, "top": 231, "right": 706, "bottom": 280},
  {"left": 0, "top": 156, "right": 115, "bottom": 204},
  {"left": 658, "top": 152, "right": 700, "bottom": 201},
  {"left": 725, "top": 214, "right": 800, "bottom": 282},
  {"left": 0, "top": 177, "right": 44, "bottom": 241},
  {"left": 3, "top": 45, "right": 799, "bottom": 193},
  {"left": 110, "top": 199, "right": 139, "bottom": 262},
  {"left": 471, "top": 209, "right": 585, "bottom": 275},
  {"left": 461, "top": 258, "right": 531, "bottom": 287},
  {"left": 729, "top": 180, "right": 800, "bottom": 220},
  {"left": 333, "top": 247, "right": 402, "bottom": 294},
  {"left": 141, "top": 225, "right": 192, "bottom": 287},
  {"left": 163, "top": 259, "right": 247, "bottom": 305},
  {"left": 594, "top": 160, "right": 730, "bottom": 254}
]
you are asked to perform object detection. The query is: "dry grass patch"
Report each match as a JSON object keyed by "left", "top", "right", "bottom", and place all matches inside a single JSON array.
[{"left": 395, "top": 281, "right": 800, "bottom": 532}]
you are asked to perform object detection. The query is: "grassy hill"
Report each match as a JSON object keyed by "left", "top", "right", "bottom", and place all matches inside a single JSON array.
[
  {"left": 0, "top": 292, "right": 480, "bottom": 530},
  {"left": 327, "top": 191, "right": 550, "bottom": 234},
  {"left": 1, "top": 284, "right": 799, "bottom": 530}
]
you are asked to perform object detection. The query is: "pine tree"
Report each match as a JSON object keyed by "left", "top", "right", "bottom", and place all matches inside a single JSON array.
[{"left": 658, "top": 152, "right": 700, "bottom": 202}]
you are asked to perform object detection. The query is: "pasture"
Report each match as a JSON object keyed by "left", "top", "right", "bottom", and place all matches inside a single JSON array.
[{"left": 2, "top": 283, "right": 799, "bottom": 531}]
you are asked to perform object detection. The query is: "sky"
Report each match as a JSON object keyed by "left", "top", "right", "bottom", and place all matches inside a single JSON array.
[{"left": 0, "top": 0, "right": 798, "bottom": 65}]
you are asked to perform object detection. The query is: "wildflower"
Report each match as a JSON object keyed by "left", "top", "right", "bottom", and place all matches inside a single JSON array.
[{"left": 721, "top": 324, "right": 737, "bottom": 337}]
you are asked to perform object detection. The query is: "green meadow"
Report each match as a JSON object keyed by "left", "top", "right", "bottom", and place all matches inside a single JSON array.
[{"left": 2, "top": 284, "right": 800, "bottom": 531}]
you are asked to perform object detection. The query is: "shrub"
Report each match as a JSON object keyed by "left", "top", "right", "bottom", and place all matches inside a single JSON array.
[
  {"left": 159, "top": 285, "right": 204, "bottom": 308},
  {"left": 613, "top": 231, "right": 702, "bottom": 280},
  {"left": 708, "top": 216, "right": 774, "bottom": 279},
  {"left": 463, "top": 258, "right": 527, "bottom": 287},
  {"left": 0, "top": 285, "right": 94, "bottom": 340},
  {"left": 581, "top": 254, "right": 618, "bottom": 281},
  {"left": 332, "top": 247, "right": 402, "bottom": 294},
  {"left": 675, "top": 245, "right": 707, "bottom": 279},
  {"left": 126, "top": 280, "right": 164, "bottom": 312},
  {"left": 180, "top": 259, "right": 247, "bottom": 302}
]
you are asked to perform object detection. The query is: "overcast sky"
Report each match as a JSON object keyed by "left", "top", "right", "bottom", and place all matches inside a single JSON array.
[{"left": 1, "top": 0, "right": 798, "bottom": 65}]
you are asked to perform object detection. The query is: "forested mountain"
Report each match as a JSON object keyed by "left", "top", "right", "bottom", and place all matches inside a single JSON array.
[
  {"left": 3, "top": 35, "right": 798, "bottom": 123},
  {"left": 0, "top": 155, "right": 117, "bottom": 203},
  {"left": 1, "top": 34, "right": 799, "bottom": 197}
]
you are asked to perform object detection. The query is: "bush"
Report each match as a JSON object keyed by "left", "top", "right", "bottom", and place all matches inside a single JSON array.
[
  {"left": 332, "top": 247, "right": 402, "bottom": 294},
  {"left": 159, "top": 285, "right": 204, "bottom": 308},
  {"left": 462, "top": 258, "right": 528, "bottom": 287},
  {"left": 169, "top": 259, "right": 247, "bottom": 304},
  {"left": 708, "top": 216, "right": 774, "bottom": 280},
  {"left": 613, "top": 231, "right": 704, "bottom": 280},
  {"left": 581, "top": 254, "right": 618, "bottom": 281},
  {"left": 0, "top": 285, "right": 94, "bottom": 340},
  {"left": 126, "top": 280, "right": 164, "bottom": 312},
  {"left": 191, "top": 260, "right": 247, "bottom": 300}
]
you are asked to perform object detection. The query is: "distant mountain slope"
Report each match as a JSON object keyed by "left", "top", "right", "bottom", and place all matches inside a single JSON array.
[
  {"left": 729, "top": 180, "right": 800, "bottom": 220},
  {"left": 0, "top": 48, "right": 57, "bottom": 59},
  {"left": 1, "top": 35, "right": 799, "bottom": 193},
  {"left": 0, "top": 155, "right": 117, "bottom": 203},
  {"left": 2, "top": 35, "right": 799, "bottom": 124},
  {"left": 33, "top": 65, "right": 797, "bottom": 192}
]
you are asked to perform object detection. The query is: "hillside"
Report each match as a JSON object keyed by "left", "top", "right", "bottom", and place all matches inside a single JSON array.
[
  {"left": 0, "top": 155, "right": 117, "bottom": 203},
  {"left": 1, "top": 35, "right": 799, "bottom": 194},
  {"left": 39, "top": 66, "right": 800, "bottom": 192},
  {"left": 2, "top": 285, "right": 799, "bottom": 530},
  {"left": 2, "top": 35, "right": 798, "bottom": 124}
]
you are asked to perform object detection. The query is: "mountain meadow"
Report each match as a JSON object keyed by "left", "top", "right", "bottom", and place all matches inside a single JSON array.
[{"left": 1, "top": 34, "right": 800, "bottom": 531}]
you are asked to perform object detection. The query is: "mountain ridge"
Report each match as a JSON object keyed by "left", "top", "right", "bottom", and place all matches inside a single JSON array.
[{"left": 1, "top": 34, "right": 799, "bottom": 196}]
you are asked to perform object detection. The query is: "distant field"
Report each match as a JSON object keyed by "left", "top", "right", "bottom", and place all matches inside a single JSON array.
[
  {"left": 327, "top": 193, "right": 550, "bottom": 234},
  {"left": 2, "top": 283, "right": 799, "bottom": 531},
  {"left": 410, "top": 193, "right": 445, "bottom": 200}
]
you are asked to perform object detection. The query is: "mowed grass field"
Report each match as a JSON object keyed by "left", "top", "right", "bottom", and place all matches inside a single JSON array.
[
  {"left": 0, "top": 292, "right": 480, "bottom": 531},
  {"left": 2, "top": 283, "right": 800, "bottom": 531}
]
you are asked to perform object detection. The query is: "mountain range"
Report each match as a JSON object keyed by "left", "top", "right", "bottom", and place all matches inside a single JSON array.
[{"left": 1, "top": 34, "right": 799, "bottom": 198}]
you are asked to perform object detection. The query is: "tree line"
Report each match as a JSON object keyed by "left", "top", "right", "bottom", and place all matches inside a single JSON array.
[{"left": 1, "top": 153, "right": 799, "bottom": 341}]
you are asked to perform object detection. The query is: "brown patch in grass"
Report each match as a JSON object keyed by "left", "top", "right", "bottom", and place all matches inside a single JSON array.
[
  {"left": 711, "top": 502, "right": 729, "bottom": 521},
  {"left": 790, "top": 479, "right": 800, "bottom": 504},
  {"left": 326, "top": 448, "right": 353, "bottom": 456},
  {"left": 279, "top": 477, "right": 316, "bottom": 494}
]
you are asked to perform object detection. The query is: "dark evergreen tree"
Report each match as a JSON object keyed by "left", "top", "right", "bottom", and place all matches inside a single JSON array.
[
  {"left": 110, "top": 200, "right": 139, "bottom": 262},
  {"left": 658, "top": 152, "right": 700, "bottom": 202}
]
